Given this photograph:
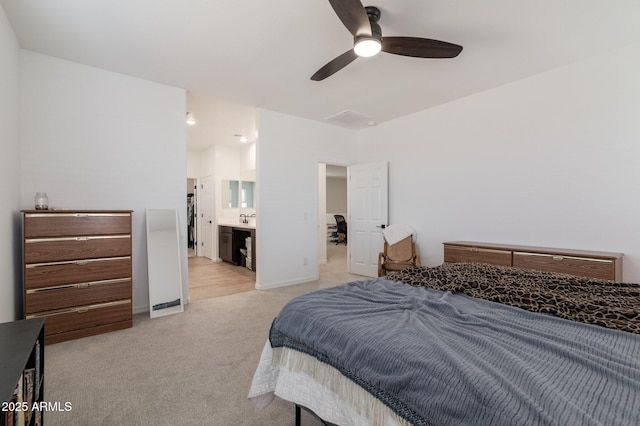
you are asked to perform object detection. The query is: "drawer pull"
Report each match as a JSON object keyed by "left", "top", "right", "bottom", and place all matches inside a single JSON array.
[
  {"left": 458, "top": 246, "right": 509, "bottom": 255},
  {"left": 25, "top": 299, "right": 131, "bottom": 318},
  {"left": 26, "top": 256, "right": 131, "bottom": 268},
  {"left": 515, "top": 252, "right": 612, "bottom": 264},
  {"left": 26, "top": 212, "right": 130, "bottom": 218},
  {"left": 26, "top": 235, "right": 130, "bottom": 244},
  {"left": 26, "top": 278, "right": 131, "bottom": 293}
]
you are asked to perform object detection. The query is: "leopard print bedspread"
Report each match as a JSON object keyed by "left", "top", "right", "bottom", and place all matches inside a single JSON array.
[{"left": 387, "top": 262, "right": 640, "bottom": 334}]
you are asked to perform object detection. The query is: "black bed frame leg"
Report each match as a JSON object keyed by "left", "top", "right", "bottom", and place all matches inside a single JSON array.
[{"left": 295, "top": 404, "right": 337, "bottom": 426}]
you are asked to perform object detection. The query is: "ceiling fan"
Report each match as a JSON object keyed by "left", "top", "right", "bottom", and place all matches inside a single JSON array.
[{"left": 311, "top": 0, "right": 463, "bottom": 81}]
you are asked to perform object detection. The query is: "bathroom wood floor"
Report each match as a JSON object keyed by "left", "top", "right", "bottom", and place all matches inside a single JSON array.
[
  {"left": 187, "top": 244, "right": 351, "bottom": 302},
  {"left": 188, "top": 257, "right": 256, "bottom": 301}
]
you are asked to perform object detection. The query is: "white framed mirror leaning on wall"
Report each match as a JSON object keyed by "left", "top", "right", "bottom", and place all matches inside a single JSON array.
[{"left": 146, "top": 208, "right": 184, "bottom": 318}]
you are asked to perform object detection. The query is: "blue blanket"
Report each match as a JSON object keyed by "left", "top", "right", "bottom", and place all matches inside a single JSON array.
[{"left": 269, "top": 278, "right": 640, "bottom": 426}]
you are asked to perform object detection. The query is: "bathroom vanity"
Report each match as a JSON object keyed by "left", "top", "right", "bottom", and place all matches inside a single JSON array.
[{"left": 219, "top": 223, "right": 256, "bottom": 272}]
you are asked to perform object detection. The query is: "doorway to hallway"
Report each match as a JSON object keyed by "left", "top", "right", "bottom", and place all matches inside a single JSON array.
[{"left": 319, "top": 163, "right": 348, "bottom": 276}]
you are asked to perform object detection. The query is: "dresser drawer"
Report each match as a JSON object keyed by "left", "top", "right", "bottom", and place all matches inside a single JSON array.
[
  {"left": 24, "top": 212, "right": 131, "bottom": 238},
  {"left": 513, "top": 252, "right": 615, "bottom": 280},
  {"left": 24, "top": 235, "right": 131, "bottom": 263},
  {"left": 25, "top": 257, "right": 131, "bottom": 290},
  {"left": 444, "top": 244, "right": 512, "bottom": 266},
  {"left": 24, "top": 278, "right": 131, "bottom": 314},
  {"left": 27, "top": 300, "right": 132, "bottom": 337}
]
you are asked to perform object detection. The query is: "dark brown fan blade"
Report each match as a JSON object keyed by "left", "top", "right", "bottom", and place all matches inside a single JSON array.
[
  {"left": 328, "top": 0, "right": 371, "bottom": 37},
  {"left": 382, "top": 37, "right": 463, "bottom": 58},
  {"left": 311, "top": 49, "right": 359, "bottom": 81}
]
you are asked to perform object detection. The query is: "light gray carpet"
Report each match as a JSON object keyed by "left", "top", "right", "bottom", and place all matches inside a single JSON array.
[{"left": 44, "top": 245, "right": 360, "bottom": 425}]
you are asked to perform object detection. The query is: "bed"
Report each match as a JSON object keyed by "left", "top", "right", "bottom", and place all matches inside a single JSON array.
[{"left": 248, "top": 246, "right": 640, "bottom": 426}]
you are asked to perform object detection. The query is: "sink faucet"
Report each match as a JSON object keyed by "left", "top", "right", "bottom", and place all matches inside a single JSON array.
[{"left": 240, "top": 214, "right": 247, "bottom": 224}]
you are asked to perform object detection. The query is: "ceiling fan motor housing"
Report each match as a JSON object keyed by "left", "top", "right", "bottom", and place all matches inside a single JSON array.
[
  {"left": 365, "top": 6, "right": 381, "bottom": 23},
  {"left": 355, "top": 6, "right": 382, "bottom": 45}
]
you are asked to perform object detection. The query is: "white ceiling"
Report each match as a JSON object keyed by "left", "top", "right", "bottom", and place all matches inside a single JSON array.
[{"left": 3, "top": 0, "right": 640, "bottom": 151}]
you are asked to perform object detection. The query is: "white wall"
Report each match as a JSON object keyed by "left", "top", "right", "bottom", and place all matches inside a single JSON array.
[
  {"left": 357, "top": 42, "right": 640, "bottom": 283},
  {"left": 241, "top": 142, "right": 256, "bottom": 173},
  {"left": 318, "top": 164, "right": 327, "bottom": 264},
  {"left": 186, "top": 150, "right": 201, "bottom": 178},
  {"left": 0, "top": 4, "right": 22, "bottom": 322},
  {"left": 256, "top": 109, "right": 357, "bottom": 289},
  {"left": 20, "top": 51, "right": 188, "bottom": 313}
]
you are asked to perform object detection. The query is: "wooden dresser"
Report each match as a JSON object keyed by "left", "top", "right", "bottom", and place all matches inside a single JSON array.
[
  {"left": 22, "top": 210, "right": 133, "bottom": 344},
  {"left": 443, "top": 241, "right": 623, "bottom": 281}
]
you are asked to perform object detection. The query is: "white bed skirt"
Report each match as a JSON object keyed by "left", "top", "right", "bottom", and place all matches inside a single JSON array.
[{"left": 248, "top": 340, "right": 408, "bottom": 426}]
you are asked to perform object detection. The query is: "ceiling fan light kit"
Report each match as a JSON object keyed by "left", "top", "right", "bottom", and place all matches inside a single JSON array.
[
  {"left": 311, "top": 1, "right": 463, "bottom": 81},
  {"left": 354, "top": 37, "right": 381, "bottom": 57}
]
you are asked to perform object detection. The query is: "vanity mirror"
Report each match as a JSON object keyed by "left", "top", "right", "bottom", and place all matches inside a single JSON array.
[
  {"left": 241, "top": 180, "right": 255, "bottom": 209},
  {"left": 222, "top": 179, "right": 239, "bottom": 208},
  {"left": 239, "top": 169, "right": 256, "bottom": 213},
  {"left": 222, "top": 170, "right": 256, "bottom": 215}
]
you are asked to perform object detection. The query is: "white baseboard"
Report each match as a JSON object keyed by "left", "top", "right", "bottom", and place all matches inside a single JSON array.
[
  {"left": 133, "top": 304, "right": 149, "bottom": 315},
  {"left": 255, "top": 275, "right": 318, "bottom": 290}
]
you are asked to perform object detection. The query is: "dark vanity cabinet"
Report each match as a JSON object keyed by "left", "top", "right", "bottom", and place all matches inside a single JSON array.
[
  {"left": 219, "top": 226, "right": 234, "bottom": 263},
  {"left": 218, "top": 225, "right": 256, "bottom": 272}
]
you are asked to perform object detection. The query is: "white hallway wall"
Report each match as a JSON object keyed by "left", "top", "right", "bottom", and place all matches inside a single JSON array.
[
  {"left": 326, "top": 177, "right": 348, "bottom": 214},
  {"left": 20, "top": 51, "right": 188, "bottom": 313},
  {"left": 0, "top": 3, "right": 21, "bottom": 323},
  {"left": 357, "top": 41, "right": 640, "bottom": 283},
  {"left": 318, "top": 164, "right": 328, "bottom": 264}
]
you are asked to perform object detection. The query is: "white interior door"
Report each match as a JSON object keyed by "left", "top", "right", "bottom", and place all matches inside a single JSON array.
[
  {"left": 200, "top": 175, "right": 214, "bottom": 259},
  {"left": 348, "top": 162, "right": 388, "bottom": 277}
]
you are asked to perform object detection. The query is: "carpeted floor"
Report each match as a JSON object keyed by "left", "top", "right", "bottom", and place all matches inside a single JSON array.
[{"left": 44, "top": 244, "right": 361, "bottom": 425}]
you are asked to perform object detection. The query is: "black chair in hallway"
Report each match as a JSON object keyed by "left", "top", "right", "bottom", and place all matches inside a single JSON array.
[{"left": 334, "top": 215, "right": 347, "bottom": 245}]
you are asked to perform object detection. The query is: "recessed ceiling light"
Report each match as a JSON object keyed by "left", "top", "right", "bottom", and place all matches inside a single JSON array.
[
  {"left": 234, "top": 134, "right": 248, "bottom": 143},
  {"left": 186, "top": 112, "right": 196, "bottom": 126}
]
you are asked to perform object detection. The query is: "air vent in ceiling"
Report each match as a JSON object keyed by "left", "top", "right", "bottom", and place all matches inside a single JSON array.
[{"left": 325, "top": 110, "right": 376, "bottom": 130}]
